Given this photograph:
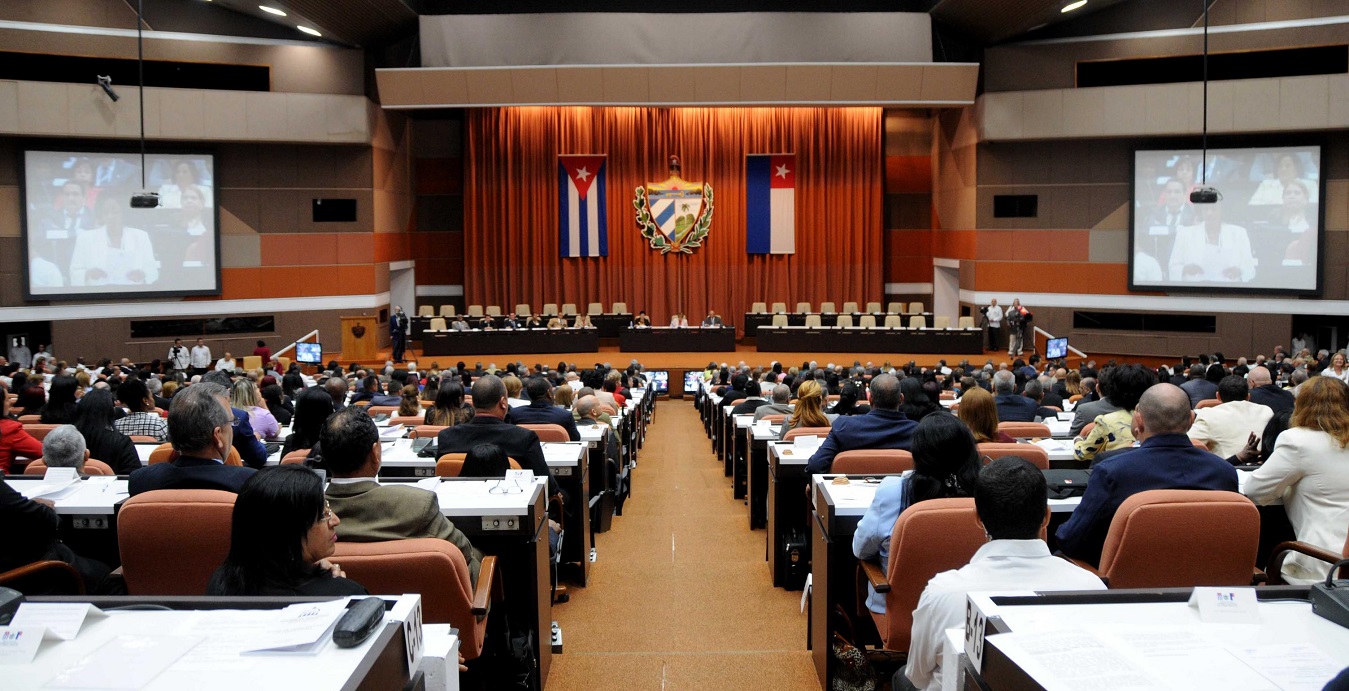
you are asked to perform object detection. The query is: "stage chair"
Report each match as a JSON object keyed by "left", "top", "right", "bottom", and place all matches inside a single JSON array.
[
  {"left": 750, "top": 302, "right": 767, "bottom": 313},
  {"left": 959, "top": 316, "right": 976, "bottom": 329},
  {"left": 118, "top": 490, "right": 236, "bottom": 595},
  {"left": 887, "top": 302, "right": 904, "bottom": 314},
  {"left": 836, "top": 315, "right": 854, "bottom": 329},
  {"left": 429, "top": 317, "right": 448, "bottom": 332},
  {"left": 795, "top": 301, "right": 812, "bottom": 313},
  {"left": 908, "top": 301, "right": 924, "bottom": 314},
  {"left": 833, "top": 449, "right": 914, "bottom": 475},
  {"left": 242, "top": 355, "right": 263, "bottom": 371},
  {"left": 587, "top": 303, "right": 603, "bottom": 315},
  {"left": 771, "top": 314, "right": 789, "bottom": 327},
  {"left": 804, "top": 314, "right": 822, "bottom": 328},
  {"left": 771, "top": 302, "right": 787, "bottom": 314},
  {"left": 611, "top": 302, "right": 628, "bottom": 314},
  {"left": 976, "top": 443, "right": 1049, "bottom": 470},
  {"left": 515, "top": 304, "right": 532, "bottom": 316},
  {"left": 865, "top": 301, "right": 882, "bottom": 313},
  {"left": 436, "top": 453, "right": 467, "bottom": 477},
  {"left": 277, "top": 356, "right": 291, "bottom": 371},
  {"left": 561, "top": 303, "right": 578, "bottom": 315},
  {"left": 417, "top": 305, "right": 434, "bottom": 317},
  {"left": 933, "top": 316, "right": 951, "bottom": 329},
  {"left": 782, "top": 426, "right": 831, "bottom": 442},
  {"left": 1071, "top": 490, "right": 1260, "bottom": 589},
  {"left": 543, "top": 303, "right": 559, "bottom": 315},
  {"left": 860, "top": 498, "right": 984, "bottom": 651},
  {"left": 467, "top": 305, "right": 484, "bottom": 317},
  {"left": 0, "top": 560, "right": 85, "bottom": 596},
  {"left": 332, "top": 539, "right": 500, "bottom": 661},
  {"left": 519, "top": 424, "right": 569, "bottom": 443},
  {"left": 485, "top": 306, "right": 502, "bottom": 317},
  {"left": 842, "top": 301, "right": 859, "bottom": 313},
  {"left": 908, "top": 316, "right": 926, "bottom": 329},
  {"left": 997, "top": 421, "right": 1051, "bottom": 438},
  {"left": 820, "top": 301, "right": 838, "bottom": 314},
  {"left": 858, "top": 315, "right": 877, "bottom": 329},
  {"left": 883, "top": 315, "right": 903, "bottom": 328},
  {"left": 440, "top": 304, "right": 457, "bottom": 317}
]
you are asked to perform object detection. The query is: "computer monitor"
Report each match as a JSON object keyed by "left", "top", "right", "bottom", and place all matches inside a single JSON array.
[
  {"left": 295, "top": 342, "right": 323, "bottom": 364},
  {"left": 647, "top": 370, "right": 669, "bottom": 393},
  {"left": 1046, "top": 337, "right": 1068, "bottom": 360},
  {"left": 684, "top": 371, "right": 703, "bottom": 394}
]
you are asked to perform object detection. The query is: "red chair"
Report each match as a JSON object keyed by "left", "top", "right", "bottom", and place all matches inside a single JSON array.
[
  {"left": 977, "top": 443, "right": 1050, "bottom": 470},
  {"left": 518, "top": 424, "right": 569, "bottom": 443},
  {"left": 23, "top": 459, "right": 115, "bottom": 476},
  {"left": 997, "top": 421, "right": 1051, "bottom": 438},
  {"left": 118, "top": 490, "right": 236, "bottom": 595},
  {"left": 832, "top": 449, "right": 914, "bottom": 475}
]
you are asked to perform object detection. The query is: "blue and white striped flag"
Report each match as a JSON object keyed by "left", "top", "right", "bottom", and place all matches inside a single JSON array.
[
  {"left": 746, "top": 154, "right": 795, "bottom": 255},
  {"left": 559, "top": 155, "right": 608, "bottom": 258}
]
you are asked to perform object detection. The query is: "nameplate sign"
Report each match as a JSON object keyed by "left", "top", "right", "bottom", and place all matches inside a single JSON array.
[
  {"left": 0, "top": 627, "right": 46, "bottom": 664},
  {"left": 1188, "top": 587, "right": 1261, "bottom": 624},
  {"left": 390, "top": 595, "right": 425, "bottom": 673},
  {"left": 10, "top": 603, "right": 107, "bottom": 641}
]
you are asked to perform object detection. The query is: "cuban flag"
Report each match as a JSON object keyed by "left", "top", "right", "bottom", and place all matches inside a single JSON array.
[
  {"left": 558, "top": 155, "right": 608, "bottom": 258},
  {"left": 746, "top": 154, "right": 795, "bottom": 255}
]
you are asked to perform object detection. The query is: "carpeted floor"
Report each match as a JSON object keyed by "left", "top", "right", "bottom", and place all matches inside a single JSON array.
[{"left": 547, "top": 401, "right": 820, "bottom": 690}]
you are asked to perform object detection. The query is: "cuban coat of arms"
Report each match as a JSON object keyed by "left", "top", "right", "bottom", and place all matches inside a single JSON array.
[{"left": 633, "top": 155, "right": 714, "bottom": 254}]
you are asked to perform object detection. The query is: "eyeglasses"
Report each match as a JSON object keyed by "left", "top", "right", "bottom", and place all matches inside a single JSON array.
[
  {"left": 488, "top": 477, "right": 527, "bottom": 495},
  {"left": 319, "top": 502, "right": 336, "bottom": 523}
]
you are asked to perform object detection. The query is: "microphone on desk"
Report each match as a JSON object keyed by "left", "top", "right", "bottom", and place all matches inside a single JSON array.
[{"left": 1311, "top": 558, "right": 1349, "bottom": 629}]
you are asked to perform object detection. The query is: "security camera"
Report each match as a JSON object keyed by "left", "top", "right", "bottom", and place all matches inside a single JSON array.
[{"left": 97, "top": 75, "right": 119, "bottom": 102}]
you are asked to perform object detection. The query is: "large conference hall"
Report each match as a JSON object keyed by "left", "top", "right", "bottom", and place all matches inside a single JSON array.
[{"left": 3, "top": 1, "right": 1349, "bottom": 689}]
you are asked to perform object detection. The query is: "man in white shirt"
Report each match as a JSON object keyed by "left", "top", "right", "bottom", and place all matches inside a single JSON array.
[
  {"left": 903, "top": 457, "right": 1105, "bottom": 691},
  {"left": 1188, "top": 374, "right": 1274, "bottom": 459},
  {"left": 984, "top": 299, "right": 1003, "bottom": 354},
  {"left": 167, "top": 338, "right": 191, "bottom": 375},
  {"left": 214, "top": 352, "right": 237, "bottom": 372},
  {"left": 31, "top": 345, "right": 53, "bottom": 370},
  {"left": 189, "top": 338, "right": 212, "bottom": 376}
]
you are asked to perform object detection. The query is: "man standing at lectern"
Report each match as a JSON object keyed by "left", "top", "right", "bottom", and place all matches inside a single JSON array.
[{"left": 390, "top": 306, "right": 409, "bottom": 363}]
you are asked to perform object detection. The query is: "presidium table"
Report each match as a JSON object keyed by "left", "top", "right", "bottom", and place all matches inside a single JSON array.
[
  {"left": 619, "top": 326, "right": 737, "bottom": 353},
  {"left": 420, "top": 328, "right": 598, "bottom": 356}
]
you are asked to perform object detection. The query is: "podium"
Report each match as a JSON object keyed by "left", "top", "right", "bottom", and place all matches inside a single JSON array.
[{"left": 340, "top": 315, "right": 378, "bottom": 362}]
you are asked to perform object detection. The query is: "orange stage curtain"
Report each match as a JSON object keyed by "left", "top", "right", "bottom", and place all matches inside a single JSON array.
[{"left": 464, "top": 107, "right": 883, "bottom": 330}]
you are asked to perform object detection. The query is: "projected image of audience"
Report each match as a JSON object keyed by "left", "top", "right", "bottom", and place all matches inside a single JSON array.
[
  {"left": 23, "top": 150, "right": 219, "bottom": 299},
  {"left": 1131, "top": 146, "right": 1321, "bottom": 294}
]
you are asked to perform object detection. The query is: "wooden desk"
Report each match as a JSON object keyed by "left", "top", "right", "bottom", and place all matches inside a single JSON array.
[
  {"left": 809, "top": 475, "right": 881, "bottom": 690},
  {"left": 619, "top": 327, "right": 736, "bottom": 353},
  {"left": 421, "top": 329, "right": 598, "bottom": 356},
  {"left": 755, "top": 325, "right": 983, "bottom": 355},
  {"left": 766, "top": 442, "right": 811, "bottom": 590},
  {"left": 743, "top": 311, "right": 934, "bottom": 337},
  {"left": 747, "top": 425, "right": 778, "bottom": 530}
]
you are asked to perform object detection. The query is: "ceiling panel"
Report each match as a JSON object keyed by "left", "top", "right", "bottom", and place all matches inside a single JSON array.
[
  {"left": 931, "top": 0, "right": 1133, "bottom": 45},
  {"left": 280, "top": 0, "right": 417, "bottom": 46}
]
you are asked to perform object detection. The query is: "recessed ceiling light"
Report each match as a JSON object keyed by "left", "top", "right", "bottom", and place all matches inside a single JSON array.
[
  {"left": 1061, "top": 0, "right": 1087, "bottom": 12},
  {"left": 259, "top": 5, "right": 287, "bottom": 16},
  {"left": 297, "top": 26, "right": 321, "bottom": 37}
]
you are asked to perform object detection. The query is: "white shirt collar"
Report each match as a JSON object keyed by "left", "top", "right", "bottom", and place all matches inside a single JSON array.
[
  {"left": 328, "top": 476, "right": 377, "bottom": 485},
  {"left": 968, "top": 539, "right": 1052, "bottom": 562}
]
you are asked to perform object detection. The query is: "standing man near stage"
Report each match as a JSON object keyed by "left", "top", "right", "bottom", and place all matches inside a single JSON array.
[
  {"left": 1007, "top": 299, "right": 1031, "bottom": 358},
  {"left": 167, "top": 338, "right": 190, "bottom": 376},
  {"left": 390, "top": 305, "right": 409, "bottom": 364},
  {"left": 984, "top": 299, "right": 1003, "bottom": 354},
  {"left": 189, "top": 337, "right": 212, "bottom": 378}
]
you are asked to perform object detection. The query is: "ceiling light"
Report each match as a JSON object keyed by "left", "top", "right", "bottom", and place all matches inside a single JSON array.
[
  {"left": 297, "top": 26, "right": 321, "bottom": 37},
  {"left": 1061, "top": 0, "right": 1087, "bottom": 12},
  {"left": 259, "top": 5, "right": 287, "bottom": 16}
]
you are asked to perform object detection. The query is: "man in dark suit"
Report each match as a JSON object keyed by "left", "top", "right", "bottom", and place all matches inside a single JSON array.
[
  {"left": 806, "top": 374, "right": 917, "bottom": 474},
  {"left": 322, "top": 406, "right": 484, "bottom": 586},
  {"left": 701, "top": 311, "right": 724, "bottom": 327},
  {"left": 729, "top": 386, "right": 769, "bottom": 417},
  {"left": 129, "top": 382, "right": 256, "bottom": 495},
  {"left": 201, "top": 371, "right": 269, "bottom": 468},
  {"left": 1055, "top": 384, "right": 1238, "bottom": 567},
  {"left": 720, "top": 373, "right": 750, "bottom": 408},
  {"left": 992, "top": 371, "right": 1039, "bottom": 422},
  {"left": 349, "top": 376, "right": 381, "bottom": 405},
  {"left": 0, "top": 478, "right": 123, "bottom": 593},
  {"left": 438, "top": 374, "right": 559, "bottom": 496},
  {"left": 1246, "top": 366, "right": 1295, "bottom": 416},
  {"left": 507, "top": 376, "right": 581, "bottom": 441},
  {"left": 390, "top": 306, "right": 409, "bottom": 363},
  {"left": 1070, "top": 372, "right": 1120, "bottom": 437}
]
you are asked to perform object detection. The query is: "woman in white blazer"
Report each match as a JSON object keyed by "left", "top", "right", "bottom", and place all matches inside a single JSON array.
[{"left": 1244, "top": 376, "right": 1349, "bottom": 584}]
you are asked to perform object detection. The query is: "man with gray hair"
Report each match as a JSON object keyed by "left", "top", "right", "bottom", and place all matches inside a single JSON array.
[
  {"left": 128, "top": 382, "right": 256, "bottom": 495},
  {"left": 42, "top": 425, "right": 88, "bottom": 473},
  {"left": 806, "top": 374, "right": 916, "bottom": 474},
  {"left": 993, "top": 369, "right": 1037, "bottom": 422},
  {"left": 753, "top": 385, "right": 794, "bottom": 422},
  {"left": 1055, "top": 383, "right": 1237, "bottom": 567},
  {"left": 436, "top": 374, "right": 557, "bottom": 495}
]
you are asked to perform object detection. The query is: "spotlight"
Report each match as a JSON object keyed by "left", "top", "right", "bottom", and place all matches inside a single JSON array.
[{"left": 97, "top": 75, "right": 120, "bottom": 102}]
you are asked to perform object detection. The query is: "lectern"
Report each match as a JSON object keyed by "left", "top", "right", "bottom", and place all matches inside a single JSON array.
[{"left": 340, "top": 315, "right": 378, "bottom": 362}]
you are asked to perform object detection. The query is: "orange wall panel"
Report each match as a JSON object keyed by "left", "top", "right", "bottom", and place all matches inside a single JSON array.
[
  {"left": 261, "top": 234, "right": 338, "bottom": 266},
  {"left": 335, "top": 264, "right": 377, "bottom": 294},
  {"left": 970, "top": 261, "right": 1129, "bottom": 294},
  {"left": 336, "top": 234, "right": 375, "bottom": 263}
]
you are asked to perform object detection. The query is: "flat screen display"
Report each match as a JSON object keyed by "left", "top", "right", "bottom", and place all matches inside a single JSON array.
[
  {"left": 647, "top": 370, "right": 669, "bottom": 393},
  {"left": 22, "top": 149, "right": 221, "bottom": 300},
  {"left": 684, "top": 371, "right": 703, "bottom": 394},
  {"left": 1131, "top": 145, "right": 1322, "bottom": 294},
  {"left": 1046, "top": 338, "right": 1068, "bottom": 360},
  {"left": 295, "top": 342, "right": 323, "bottom": 364}
]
